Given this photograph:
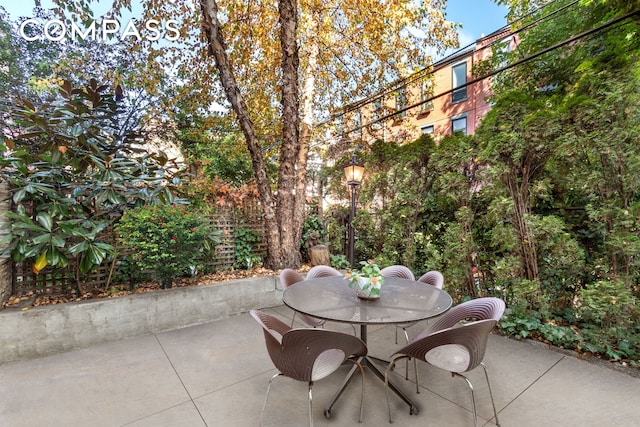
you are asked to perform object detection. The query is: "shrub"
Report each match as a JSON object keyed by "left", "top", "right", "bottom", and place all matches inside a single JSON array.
[
  {"left": 234, "top": 226, "right": 262, "bottom": 270},
  {"left": 330, "top": 254, "right": 350, "bottom": 270},
  {"left": 115, "top": 204, "right": 222, "bottom": 288},
  {"left": 0, "top": 79, "right": 183, "bottom": 291},
  {"left": 576, "top": 280, "right": 637, "bottom": 328}
]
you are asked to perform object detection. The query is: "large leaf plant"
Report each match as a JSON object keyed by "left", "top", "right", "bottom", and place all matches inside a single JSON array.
[{"left": 0, "top": 79, "right": 185, "bottom": 290}]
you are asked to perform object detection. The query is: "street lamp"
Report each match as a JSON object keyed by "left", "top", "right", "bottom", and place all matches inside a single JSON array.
[{"left": 344, "top": 154, "right": 365, "bottom": 267}]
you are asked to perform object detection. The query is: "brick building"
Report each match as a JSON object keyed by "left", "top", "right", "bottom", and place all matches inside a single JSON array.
[{"left": 331, "top": 25, "right": 517, "bottom": 145}]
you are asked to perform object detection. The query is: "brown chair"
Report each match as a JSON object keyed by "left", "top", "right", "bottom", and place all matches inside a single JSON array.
[
  {"left": 390, "top": 269, "right": 443, "bottom": 379},
  {"left": 307, "top": 265, "right": 343, "bottom": 279},
  {"left": 380, "top": 265, "right": 415, "bottom": 281},
  {"left": 251, "top": 310, "right": 368, "bottom": 426},
  {"left": 397, "top": 270, "right": 445, "bottom": 342},
  {"left": 384, "top": 297, "right": 505, "bottom": 426},
  {"left": 381, "top": 265, "right": 417, "bottom": 346},
  {"left": 417, "top": 270, "right": 444, "bottom": 289},
  {"left": 280, "top": 269, "right": 325, "bottom": 328}
]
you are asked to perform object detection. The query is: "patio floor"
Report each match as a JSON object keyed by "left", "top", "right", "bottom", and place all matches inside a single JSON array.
[{"left": 0, "top": 305, "right": 638, "bottom": 427}]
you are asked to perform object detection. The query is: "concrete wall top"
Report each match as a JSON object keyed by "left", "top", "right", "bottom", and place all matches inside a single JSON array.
[{"left": 0, "top": 275, "right": 284, "bottom": 364}]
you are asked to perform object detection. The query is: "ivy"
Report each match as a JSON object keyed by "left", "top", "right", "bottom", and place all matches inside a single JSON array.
[{"left": 234, "top": 226, "right": 262, "bottom": 270}]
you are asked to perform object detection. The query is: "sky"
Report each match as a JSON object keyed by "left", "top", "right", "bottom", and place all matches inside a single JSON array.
[
  {"left": 1, "top": 0, "right": 508, "bottom": 46},
  {"left": 446, "top": 0, "right": 508, "bottom": 45}
]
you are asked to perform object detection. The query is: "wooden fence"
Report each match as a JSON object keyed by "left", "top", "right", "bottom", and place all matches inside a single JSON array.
[{"left": 10, "top": 205, "right": 266, "bottom": 296}]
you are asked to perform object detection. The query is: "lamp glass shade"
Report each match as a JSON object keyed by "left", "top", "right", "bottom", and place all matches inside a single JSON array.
[{"left": 344, "top": 156, "right": 365, "bottom": 185}]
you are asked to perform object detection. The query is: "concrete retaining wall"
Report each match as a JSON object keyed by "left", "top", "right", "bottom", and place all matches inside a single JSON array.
[{"left": 0, "top": 276, "right": 283, "bottom": 364}]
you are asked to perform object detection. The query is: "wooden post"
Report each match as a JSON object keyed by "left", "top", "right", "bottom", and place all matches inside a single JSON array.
[{"left": 307, "top": 245, "right": 330, "bottom": 266}]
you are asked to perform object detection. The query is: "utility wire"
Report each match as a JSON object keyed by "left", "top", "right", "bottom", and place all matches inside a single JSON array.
[
  {"left": 324, "top": 8, "right": 640, "bottom": 143},
  {"left": 321, "top": 0, "right": 580, "bottom": 128}
]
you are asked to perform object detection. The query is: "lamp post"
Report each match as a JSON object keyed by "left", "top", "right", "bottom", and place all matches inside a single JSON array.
[{"left": 344, "top": 154, "right": 365, "bottom": 267}]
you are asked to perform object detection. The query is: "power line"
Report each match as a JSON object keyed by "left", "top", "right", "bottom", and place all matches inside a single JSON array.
[
  {"left": 321, "top": 8, "right": 640, "bottom": 144},
  {"left": 321, "top": 0, "right": 580, "bottom": 129}
]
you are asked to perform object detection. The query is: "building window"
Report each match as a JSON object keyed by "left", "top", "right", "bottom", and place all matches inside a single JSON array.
[
  {"left": 373, "top": 97, "right": 383, "bottom": 121},
  {"left": 353, "top": 109, "right": 362, "bottom": 137},
  {"left": 452, "top": 62, "right": 467, "bottom": 103},
  {"left": 395, "top": 87, "right": 407, "bottom": 117},
  {"left": 421, "top": 79, "right": 434, "bottom": 111},
  {"left": 451, "top": 116, "right": 467, "bottom": 134},
  {"left": 421, "top": 124, "right": 434, "bottom": 135},
  {"left": 335, "top": 113, "right": 344, "bottom": 137}
]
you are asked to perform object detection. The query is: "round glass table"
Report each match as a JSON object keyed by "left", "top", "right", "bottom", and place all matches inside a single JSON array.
[{"left": 283, "top": 275, "right": 453, "bottom": 417}]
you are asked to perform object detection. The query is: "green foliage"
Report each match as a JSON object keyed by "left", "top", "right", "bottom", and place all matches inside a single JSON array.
[
  {"left": 177, "top": 122, "right": 255, "bottom": 186},
  {"left": 300, "top": 198, "right": 327, "bottom": 255},
  {"left": 234, "top": 226, "right": 262, "bottom": 270},
  {"left": 0, "top": 79, "right": 183, "bottom": 284},
  {"left": 352, "top": 209, "right": 379, "bottom": 262},
  {"left": 576, "top": 280, "right": 637, "bottom": 328},
  {"left": 534, "top": 215, "right": 586, "bottom": 306},
  {"left": 345, "top": 260, "right": 384, "bottom": 297},
  {"left": 330, "top": 254, "right": 350, "bottom": 270},
  {"left": 499, "top": 306, "right": 543, "bottom": 339},
  {"left": 115, "top": 205, "right": 222, "bottom": 287},
  {"left": 321, "top": 1, "right": 640, "bottom": 366}
]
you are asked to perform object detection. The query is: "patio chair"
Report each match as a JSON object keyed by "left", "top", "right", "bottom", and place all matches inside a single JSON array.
[
  {"left": 280, "top": 269, "right": 325, "bottom": 328},
  {"left": 380, "top": 266, "right": 424, "bottom": 345},
  {"left": 384, "top": 267, "right": 439, "bottom": 379},
  {"left": 305, "top": 265, "right": 357, "bottom": 335},
  {"left": 380, "top": 265, "right": 415, "bottom": 281},
  {"left": 417, "top": 270, "right": 444, "bottom": 289},
  {"left": 306, "top": 265, "right": 343, "bottom": 279},
  {"left": 384, "top": 297, "right": 505, "bottom": 426},
  {"left": 251, "top": 310, "right": 368, "bottom": 426}
]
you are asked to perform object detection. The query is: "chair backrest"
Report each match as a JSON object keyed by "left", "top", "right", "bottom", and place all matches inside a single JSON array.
[
  {"left": 394, "top": 318, "right": 497, "bottom": 374},
  {"left": 251, "top": 310, "right": 367, "bottom": 382},
  {"left": 280, "top": 268, "right": 304, "bottom": 289},
  {"left": 251, "top": 309, "right": 293, "bottom": 368},
  {"left": 417, "top": 271, "right": 444, "bottom": 289},
  {"left": 380, "top": 265, "right": 415, "bottom": 280},
  {"left": 307, "top": 265, "right": 343, "bottom": 279},
  {"left": 428, "top": 297, "right": 505, "bottom": 333},
  {"left": 280, "top": 268, "right": 326, "bottom": 327}
]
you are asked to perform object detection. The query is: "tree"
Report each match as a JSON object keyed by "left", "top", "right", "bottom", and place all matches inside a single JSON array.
[
  {"left": 469, "top": 0, "right": 640, "bottom": 305},
  {"left": 37, "top": 0, "right": 458, "bottom": 269},
  {"left": 196, "top": 0, "right": 458, "bottom": 268},
  {"left": 0, "top": 79, "right": 183, "bottom": 290}
]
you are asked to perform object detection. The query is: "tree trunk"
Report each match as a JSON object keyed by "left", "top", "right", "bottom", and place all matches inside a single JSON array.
[
  {"left": 293, "top": 10, "right": 321, "bottom": 254},
  {"left": 274, "top": 0, "right": 302, "bottom": 268},
  {"left": 506, "top": 171, "right": 539, "bottom": 282},
  {"left": 308, "top": 245, "right": 330, "bottom": 266},
  {"left": 200, "top": 0, "right": 282, "bottom": 267}
]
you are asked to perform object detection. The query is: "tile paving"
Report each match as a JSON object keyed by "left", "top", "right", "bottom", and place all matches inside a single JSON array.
[{"left": 0, "top": 305, "right": 638, "bottom": 427}]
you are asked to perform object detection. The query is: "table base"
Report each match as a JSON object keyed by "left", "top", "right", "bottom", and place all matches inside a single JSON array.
[{"left": 324, "top": 324, "right": 420, "bottom": 420}]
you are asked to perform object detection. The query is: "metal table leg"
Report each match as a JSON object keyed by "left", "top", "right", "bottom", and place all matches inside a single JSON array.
[{"left": 324, "top": 325, "right": 419, "bottom": 418}]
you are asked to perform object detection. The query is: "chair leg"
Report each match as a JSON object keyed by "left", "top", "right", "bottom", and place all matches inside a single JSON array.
[
  {"left": 455, "top": 373, "right": 478, "bottom": 427},
  {"left": 385, "top": 355, "right": 410, "bottom": 424},
  {"left": 481, "top": 362, "right": 500, "bottom": 427},
  {"left": 348, "top": 357, "right": 367, "bottom": 423},
  {"left": 413, "top": 358, "right": 420, "bottom": 394},
  {"left": 290, "top": 312, "right": 297, "bottom": 327},
  {"left": 261, "top": 373, "right": 282, "bottom": 427},
  {"left": 308, "top": 382, "right": 314, "bottom": 427}
]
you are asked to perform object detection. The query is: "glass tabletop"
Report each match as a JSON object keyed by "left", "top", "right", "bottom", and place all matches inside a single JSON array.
[{"left": 282, "top": 276, "right": 452, "bottom": 325}]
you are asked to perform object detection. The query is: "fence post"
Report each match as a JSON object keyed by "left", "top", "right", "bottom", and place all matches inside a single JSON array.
[{"left": 0, "top": 181, "right": 11, "bottom": 308}]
